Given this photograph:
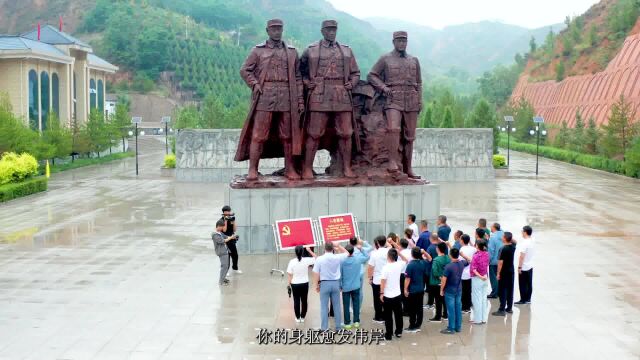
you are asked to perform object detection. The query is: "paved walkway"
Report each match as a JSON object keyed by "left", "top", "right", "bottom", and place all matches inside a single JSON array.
[{"left": 0, "top": 148, "right": 639, "bottom": 359}]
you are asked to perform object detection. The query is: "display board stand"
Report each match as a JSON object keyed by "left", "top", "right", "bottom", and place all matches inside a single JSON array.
[
  {"left": 270, "top": 218, "right": 320, "bottom": 277},
  {"left": 270, "top": 224, "right": 285, "bottom": 276}
]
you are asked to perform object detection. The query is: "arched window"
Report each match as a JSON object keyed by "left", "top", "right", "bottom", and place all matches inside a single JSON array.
[
  {"left": 40, "top": 71, "right": 49, "bottom": 130},
  {"left": 90, "top": 79, "right": 96, "bottom": 110},
  {"left": 28, "top": 70, "right": 38, "bottom": 130},
  {"left": 98, "top": 79, "right": 104, "bottom": 113},
  {"left": 52, "top": 73, "right": 60, "bottom": 118}
]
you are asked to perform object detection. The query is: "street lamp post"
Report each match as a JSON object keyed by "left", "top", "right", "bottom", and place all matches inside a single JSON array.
[
  {"left": 131, "top": 117, "right": 142, "bottom": 176},
  {"left": 503, "top": 116, "right": 515, "bottom": 168},
  {"left": 161, "top": 116, "right": 171, "bottom": 155},
  {"left": 532, "top": 116, "right": 546, "bottom": 176}
]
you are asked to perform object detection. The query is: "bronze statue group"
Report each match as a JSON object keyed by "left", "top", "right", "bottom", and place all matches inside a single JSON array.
[
  {"left": 236, "top": 19, "right": 423, "bottom": 184},
  {"left": 286, "top": 215, "right": 536, "bottom": 340}
]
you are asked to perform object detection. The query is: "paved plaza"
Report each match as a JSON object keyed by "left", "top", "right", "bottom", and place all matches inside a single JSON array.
[{"left": 0, "top": 146, "right": 639, "bottom": 360}]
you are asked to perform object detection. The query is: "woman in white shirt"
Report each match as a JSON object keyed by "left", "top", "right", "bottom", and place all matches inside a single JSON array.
[{"left": 287, "top": 245, "right": 317, "bottom": 323}]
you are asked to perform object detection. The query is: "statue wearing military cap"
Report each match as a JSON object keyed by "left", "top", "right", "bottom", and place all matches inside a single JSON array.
[
  {"left": 299, "top": 20, "right": 361, "bottom": 180},
  {"left": 237, "top": 19, "right": 304, "bottom": 181},
  {"left": 368, "top": 31, "right": 422, "bottom": 178}
]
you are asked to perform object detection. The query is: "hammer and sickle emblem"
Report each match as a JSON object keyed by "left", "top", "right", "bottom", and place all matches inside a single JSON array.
[{"left": 282, "top": 225, "right": 291, "bottom": 236}]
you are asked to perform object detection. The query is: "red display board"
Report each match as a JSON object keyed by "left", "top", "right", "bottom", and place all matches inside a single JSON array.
[
  {"left": 318, "top": 213, "right": 358, "bottom": 243},
  {"left": 275, "top": 218, "right": 316, "bottom": 250}
]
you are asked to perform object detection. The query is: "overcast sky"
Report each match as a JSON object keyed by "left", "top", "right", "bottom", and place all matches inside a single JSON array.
[{"left": 327, "top": 0, "right": 600, "bottom": 29}]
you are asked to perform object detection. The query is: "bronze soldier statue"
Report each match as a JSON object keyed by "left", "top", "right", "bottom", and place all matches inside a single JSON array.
[
  {"left": 236, "top": 19, "right": 304, "bottom": 181},
  {"left": 299, "top": 20, "right": 360, "bottom": 180},
  {"left": 368, "top": 31, "right": 422, "bottom": 178}
]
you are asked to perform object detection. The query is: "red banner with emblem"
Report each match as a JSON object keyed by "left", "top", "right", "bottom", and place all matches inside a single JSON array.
[
  {"left": 275, "top": 218, "right": 316, "bottom": 250},
  {"left": 318, "top": 213, "right": 357, "bottom": 243}
]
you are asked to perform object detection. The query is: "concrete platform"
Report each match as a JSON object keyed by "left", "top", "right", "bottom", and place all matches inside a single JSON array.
[{"left": 227, "top": 183, "right": 440, "bottom": 254}]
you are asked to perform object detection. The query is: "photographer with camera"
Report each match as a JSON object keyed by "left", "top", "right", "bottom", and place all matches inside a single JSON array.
[{"left": 220, "top": 205, "right": 242, "bottom": 275}]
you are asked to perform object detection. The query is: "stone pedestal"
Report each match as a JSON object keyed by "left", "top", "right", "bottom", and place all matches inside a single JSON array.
[{"left": 226, "top": 183, "right": 440, "bottom": 254}]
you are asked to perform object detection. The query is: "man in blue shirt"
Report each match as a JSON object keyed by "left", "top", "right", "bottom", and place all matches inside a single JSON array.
[
  {"left": 403, "top": 247, "right": 428, "bottom": 332},
  {"left": 313, "top": 242, "right": 348, "bottom": 330},
  {"left": 415, "top": 220, "right": 431, "bottom": 252},
  {"left": 436, "top": 215, "right": 452, "bottom": 241},
  {"left": 341, "top": 243, "right": 370, "bottom": 329},
  {"left": 440, "top": 248, "right": 467, "bottom": 334},
  {"left": 487, "top": 222, "right": 504, "bottom": 298},
  {"left": 350, "top": 237, "right": 372, "bottom": 305}
]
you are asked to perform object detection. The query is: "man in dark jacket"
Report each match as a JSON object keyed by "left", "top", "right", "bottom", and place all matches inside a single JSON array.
[
  {"left": 368, "top": 31, "right": 422, "bottom": 178},
  {"left": 237, "top": 19, "right": 304, "bottom": 181}
]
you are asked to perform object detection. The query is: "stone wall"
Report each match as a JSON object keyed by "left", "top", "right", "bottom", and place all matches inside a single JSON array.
[
  {"left": 176, "top": 128, "right": 494, "bottom": 182},
  {"left": 227, "top": 184, "right": 440, "bottom": 254}
]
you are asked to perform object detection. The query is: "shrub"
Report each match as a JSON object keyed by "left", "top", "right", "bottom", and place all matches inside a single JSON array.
[
  {"left": 493, "top": 154, "right": 507, "bottom": 168},
  {"left": 624, "top": 139, "right": 640, "bottom": 177},
  {"left": 164, "top": 154, "right": 176, "bottom": 168},
  {"left": 0, "top": 152, "right": 38, "bottom": 185},
  {"left": 0, "top": 176, "right": 48, "bottom": 203}
]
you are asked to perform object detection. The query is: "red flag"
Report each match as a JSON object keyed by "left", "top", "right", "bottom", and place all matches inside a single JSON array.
[
  {"left": 59, "top": 16, "right": 63, "bottom": 32},
  {"left": 37, "top": 22, "right": 41, "bottom": 40}
]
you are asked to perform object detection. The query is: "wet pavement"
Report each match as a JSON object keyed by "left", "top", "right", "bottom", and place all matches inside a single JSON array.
[{"left": 0, "top": 145, "right": 639, "bottom": 360}]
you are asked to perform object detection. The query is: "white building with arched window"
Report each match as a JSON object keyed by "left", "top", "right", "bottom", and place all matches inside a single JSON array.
[{"left": 0, "top": 25, "right": 117, "bottom": 132}]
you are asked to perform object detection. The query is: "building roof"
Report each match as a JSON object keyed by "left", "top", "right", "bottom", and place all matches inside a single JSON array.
[
  {"left": 0, "top": 25, "right": 118, "bottom": 73},
  {"left": 21, "top": 25, "right": 91, "bottom": 49},
  {"left": 0, "top": 35, "right": 73, "bottom": 63},
  {"left": 87, "top": 53, "right": 118, "bottom": 73}
]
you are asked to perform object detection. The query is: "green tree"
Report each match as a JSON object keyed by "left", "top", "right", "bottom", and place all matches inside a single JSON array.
[
  {"left": 503, "top": 98, "right": 535, "bottom": 142},
  {"left": 624, "top": 137, "right": 640, "bottom": 177},
  {"left": 588, "top": 25, "right": 598, "bottom": 46},
  {"left": 544, "top": 28, "right": 556, "bottom": 56},
  {"left": 466, "top": 99, "right": 498, "bottom": 153},
  {"left": 584, "top": 117, "right": 600, "bottom": 154},
  {"left": 71, "top": 120, "right": 91, "bottom": 159},
  {"left": 85, "top": 111, "right": 111, "bottom": 158},
  {"left": 420, "top": 104, "right": 435, "bottom": 128},
  {"left": 477, "top": 63, "right": 523, "bottom": 109},
  {"left": 570, "top": 111, "right": 585, "bottom": 152},
  {"left": 201, "top": 94, "right": 228, "bottom": 128},
  {"left": 562, "top": 36, "right": 573, "bottom": 56},
  {"left": 554, "top": 120, "right": 571, "bottom": 149},
  {"left": 440, "top": 106, "right": 454, "bottom": 128},
  {"left": 602, "top": 95, "right": 639, "bottom": 159},
  {"left": 0, "top": 93, "right": 40, "bottom": 157},
  {"left": 556, "top": 61, "right": 566, "bottom": 82},
  {"left": 529, "top": 36, "right": 537, "bottom": 54},
  {"left": 41, "top": 114, "right": 72, "bottom": 164},
  {"left": 110, "top": 102, "right": 132, "bottom": 152}
]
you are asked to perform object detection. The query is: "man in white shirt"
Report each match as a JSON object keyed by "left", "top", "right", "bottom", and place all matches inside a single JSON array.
[
  {"left": 368, "top": 235, "right": 390, "bottom": 323},
  {"left": 459, "top": 232, "right": 477, "bottom": 313},
  {"left": 407, "top": 214, "right": 419, "bottom": 244},
  {"left": 313, "top": 241, "right": 348, "bottom": 330},
  {"left": 380, "top": 248, "right": 406, "bottom": 341},
  {"left": 515, "top": 225, "right": 535, "bottom": 305}
]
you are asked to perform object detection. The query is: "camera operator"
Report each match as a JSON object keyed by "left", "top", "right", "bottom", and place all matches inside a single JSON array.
[{"left": 220, "top": 205, "right": 242, "bottom": 275}]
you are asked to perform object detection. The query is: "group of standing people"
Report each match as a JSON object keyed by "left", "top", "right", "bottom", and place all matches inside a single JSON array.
[{"left": 280, "top": 214, "right": 536, "bottom": 341}]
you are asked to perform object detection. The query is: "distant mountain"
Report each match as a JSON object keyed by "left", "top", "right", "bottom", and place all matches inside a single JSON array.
[{"left": 367, "top": 17, "right": 565, "bottom": 75}]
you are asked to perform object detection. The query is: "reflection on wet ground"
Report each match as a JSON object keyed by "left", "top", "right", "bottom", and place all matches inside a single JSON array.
[{"left": 0, "top": 148, "right": 639, "bottom": 359}]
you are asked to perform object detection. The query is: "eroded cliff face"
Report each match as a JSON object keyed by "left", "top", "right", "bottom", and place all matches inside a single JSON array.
[{"left": 512, "top": 29, "right": 640, "bottom": 127}]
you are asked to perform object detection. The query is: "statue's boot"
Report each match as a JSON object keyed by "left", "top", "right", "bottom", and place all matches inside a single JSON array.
[
  {"left": 340, "top": 137, "right": 357, "bottom": 178},
  {"left": 386, "top": 131, "right": 400, "bottom": 172},
  {"left": 283, "top": 141, "right": 301, "bottom": 180},
  {"left": 247, "top": 142, "right": 263, "bottom": 181},
  {"left": 402, "top": 141, "right": 420, "bottom": 179},
  {"left": 302, "top": 138, "right": 318, "bottom": 180}
]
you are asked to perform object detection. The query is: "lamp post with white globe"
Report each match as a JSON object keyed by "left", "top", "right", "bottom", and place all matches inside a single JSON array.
[
  {"left": 531, "top": 116, "right": 547, "bottom": 176},
  {"left": 503, "top": 116, "right": 516, "bottom": 168}
]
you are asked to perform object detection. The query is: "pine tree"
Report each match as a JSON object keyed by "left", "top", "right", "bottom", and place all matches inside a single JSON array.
[
  {"left": 441, "top": 106, "right": 454, "bottom": 128},
  {"left": 529, "top": 36, "right": 537, "bottom": 54},
  {"left": 420, "top": 104, "right": 434, "bottom": 128},
  {"left": 584, "top": 117, "right": 600, "bottom": 154},
  {"left": 556, "top": 61, "right": 565, "bottom": 82},
  {"left": 602, "top": 95, "right": 639, "bottom": 159},
  {"left": 570, "top": 110, "right": 585, "bottom": 152},
  {"left": 466, "top": 99, "right": 498, "bottom": 153},
  {"left": 555, "top": 120, "right": 570, "bottom": 149}
]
